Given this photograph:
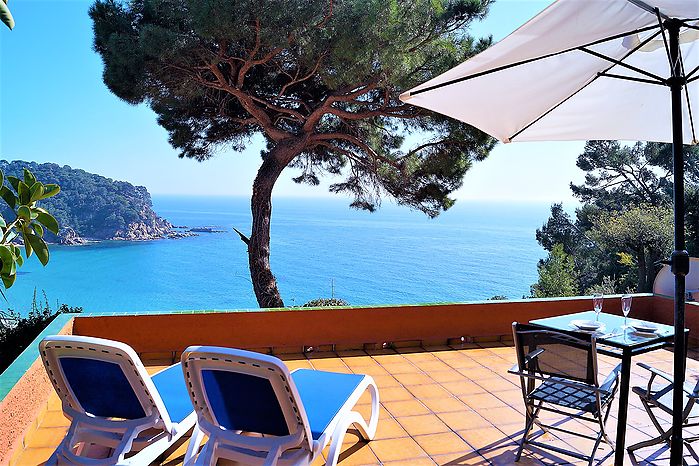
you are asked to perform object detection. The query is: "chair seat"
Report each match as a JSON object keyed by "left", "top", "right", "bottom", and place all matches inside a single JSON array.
[
  {"left": 151, "top": 364, "right": 195, "bottom": 424},
  {"left": 530, "top": 379, "right": 613, "bottom": 413},
  {"left": 292, "top": 369, "right": 365, "bottom": 440}
]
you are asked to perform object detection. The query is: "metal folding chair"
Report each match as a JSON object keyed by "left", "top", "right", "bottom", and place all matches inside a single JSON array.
[
  {"left": 508, "top": 322, "right": 622, "bottom": 466},
  {"left": 628, "top": 363, "right": 699, "bottom": 464}
]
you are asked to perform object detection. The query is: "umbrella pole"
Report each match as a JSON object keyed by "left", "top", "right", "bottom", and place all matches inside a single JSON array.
[{"left": 668, "top": 18, "right": 688, "bottom": 466}]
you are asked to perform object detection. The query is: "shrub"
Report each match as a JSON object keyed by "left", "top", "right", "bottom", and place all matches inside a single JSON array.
[
  {"left": 302, "top": 298, "right": 349, "bottom": 307},
  {"left": 0, "top": 290, "right": 81, "bottom": 373}
]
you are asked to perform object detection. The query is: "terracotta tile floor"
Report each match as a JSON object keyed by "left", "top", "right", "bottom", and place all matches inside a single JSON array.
[{"left": 11, "top": 343, "right": 699, "bottom": 465}]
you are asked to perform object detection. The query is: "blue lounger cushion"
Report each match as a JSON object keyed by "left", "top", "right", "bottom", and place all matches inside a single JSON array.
[
  {"left": 151, "top": 364, "right": 195, "bottom": 424},
  {"left": 60, "top": 357, "right": 146, "bottom": 420},
  {"left": 60, "top": 357, "right": 192, "bottom": 423},
  {"left": 201, "top": 369, "right": 289, "bottom": 436},
  {"left": 291, "top": 369, "right": 365, "bottom": 440}
]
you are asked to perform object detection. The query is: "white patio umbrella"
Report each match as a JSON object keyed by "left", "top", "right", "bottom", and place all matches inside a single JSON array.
[{"left": 400, "top": 0, "right": 698, "bottom": 464}]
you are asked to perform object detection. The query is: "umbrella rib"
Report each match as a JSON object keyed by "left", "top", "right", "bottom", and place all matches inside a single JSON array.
[
  {"left": 597, "top": 73, "right": 666, "bottom": 86},
  {"left": 509, "top": 29, "right": 664, "bottom": 142},
  {"left": 578, "top": 47, "right": 665, "bottom": 84},
  {"left": 679, "top": 49, "right": 698, "bottom": 144},
  {"left": 407, "top": 24, "right": 660, "bottom": 97},
  {"left": 687, "top": 64, "right": 699, "bottom": 80},
  {"left": 655, "top": 8, "right": 675, "bottom": 74},
  {"left": 626, "top": 0, "right": 670, "bottom": 20}
]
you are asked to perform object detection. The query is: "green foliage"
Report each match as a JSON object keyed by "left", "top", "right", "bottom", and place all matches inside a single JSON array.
[
  {"left": 302, "top": 298, "right": 349, "bottom": 307},
  {"left": 89, "top": 0, "right": 496, "bottom": 217},
  {"left": 488, "top": 295, "right": 508, "bottom": 300},
  {"left": 0, "top": 0, "right": 14, "bottom": 30},
  {"left": 0, "top": 290, "right": 82, "bottom": 373},
  {"left": 530, "top": 244, "right": 578, "bottom": 298},
  {"left": 0, "top": 161, "right": 165, "bottom": 241},
  {"left": 585, "top": 276, "right": 621, "bottom": 296},
  {"left": 0, "top": 167, "right": 61, "bottom": 290},
  {"left": 536, "top": 141, "right": 698, "bottom": 295},
  {"left": 591, "top": 204, "right": 673, "bottom": 292}
]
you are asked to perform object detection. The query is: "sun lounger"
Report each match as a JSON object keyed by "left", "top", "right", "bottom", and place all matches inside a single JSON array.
[
  {"left": 40, "top": 335, "right": 197, "bottom": 465},
  {"left": 181, "top": 346, "right": 380, "bottom": 466}
]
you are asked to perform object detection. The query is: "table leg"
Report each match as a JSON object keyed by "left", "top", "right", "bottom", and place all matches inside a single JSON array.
[{"left": 614, "top": 350, "right": 632, "bottom": 465}]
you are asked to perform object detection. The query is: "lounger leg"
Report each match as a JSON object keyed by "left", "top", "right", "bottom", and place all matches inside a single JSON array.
[
  {"left": 354, "top": 381, "right": 380, "bottom": 441},
  {"left": 196, "top": 438, "right": 218, "bottom": 466},
  {"left": 184, "top": 425, "right": 205, "bottom": 465},
  {"left": 326, "top": 411, "right": 373, "bottom": 466}
]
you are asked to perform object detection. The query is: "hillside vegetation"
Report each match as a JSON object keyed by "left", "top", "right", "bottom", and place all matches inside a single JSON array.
[{"left": 0, "top": 161, "right": 172, "bottom": 243}]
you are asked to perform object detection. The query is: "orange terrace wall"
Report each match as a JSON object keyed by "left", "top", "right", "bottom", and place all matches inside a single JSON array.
[{"left": 71, "top": 295, "right": 655, "bottom": 356}]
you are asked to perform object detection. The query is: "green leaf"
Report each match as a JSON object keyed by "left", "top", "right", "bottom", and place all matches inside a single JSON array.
[
  {"left": 2, "top": 273, "right": 16, "bottom": 289},
  {"left": 23, "top": 231, "right": 32, "bottom": 258},
  {"left": 26, "top": 233, "right": 49, "bottom": 265},
  {"left": 17, "top": 205, "right": 31, "bottom": 221},
  {"left": 33, "top": 223, "right": 44, "bottom": 237},
  {"left": 17, "top": 181, "right": 30, "bottom": 204},
  {"left": 0, "top": 170, "right": 5, "bottom": 189},
  {"left": 0, "top": 245, "right": 14, "bottom": 274},
  {"left": 29, "top": 182, "right": 44, "bottom": 202},
  {"left": 0, "top": 215, "right": 7, "bottom": 229},
  {"left": 0, "top": 186, "right": 16, "bottom": 209},
  {"left": 23, "top": 169, "right": 37, "bottom": 186},
  {"left": 36, "top": 211, "right": 59, "bottom": 234},
  {"left": 14, "top": 253, "right": 22, "bottom": 267},
  {"left": 38, "top": 184, "right": 60, "bottom": 200},
  {"left": 0, "top": 1, "right": 14, "bottom": 30},
  {"left": 6, "top": 176, "right": 20, "bottom": 192}
]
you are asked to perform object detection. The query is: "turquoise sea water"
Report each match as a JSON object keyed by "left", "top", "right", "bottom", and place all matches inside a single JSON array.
[{"left": 5, "top": 196, "right": 551, "bottom": 314}]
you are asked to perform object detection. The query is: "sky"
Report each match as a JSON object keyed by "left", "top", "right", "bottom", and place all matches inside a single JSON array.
[{"left": 0, "top": 0, "right": 585, "bottom": 203}]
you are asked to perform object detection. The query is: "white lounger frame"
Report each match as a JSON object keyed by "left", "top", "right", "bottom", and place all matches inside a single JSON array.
[
  {"left": 181, "top": 346, "right": 380, "bottom": 466},
  {"left": 40, "top": 335, "right": 197, "bottom": 466}
]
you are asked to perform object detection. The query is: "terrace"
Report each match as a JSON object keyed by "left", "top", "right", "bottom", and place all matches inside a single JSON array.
[{"left": 2, "top": 294, "right": 698, "bottom": 465}]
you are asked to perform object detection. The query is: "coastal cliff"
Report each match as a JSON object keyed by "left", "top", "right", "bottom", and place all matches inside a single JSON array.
[{"left": 0, "top": 160, "right": 177, "bottom": 243}]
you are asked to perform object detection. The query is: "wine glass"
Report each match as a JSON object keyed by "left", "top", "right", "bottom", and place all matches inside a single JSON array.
[
  {"left": 593, "top": 293, "right": 604, "bottom": 323},
  {"left": 621, "top": 294, "right": 633, "bottom": 328}
]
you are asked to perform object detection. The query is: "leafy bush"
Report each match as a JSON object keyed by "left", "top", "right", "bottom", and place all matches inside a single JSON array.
[
  {"left": 302, "top": 298, "right": 349, "bottom": 307},
  {"left": 0, "top": 290, "right": 81, "bottom": 373}
]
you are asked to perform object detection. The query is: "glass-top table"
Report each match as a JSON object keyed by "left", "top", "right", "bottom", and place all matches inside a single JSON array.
[{"left": 531, "top": 311, "right": 685, "bottom": 465}]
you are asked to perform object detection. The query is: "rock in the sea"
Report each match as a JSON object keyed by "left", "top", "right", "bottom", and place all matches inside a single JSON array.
[
  {"left": 112, "top": 207, "right": 173, "bottom": 241},
  {"left": 58, "top": 227, "right": 88, "bottom": 245}
]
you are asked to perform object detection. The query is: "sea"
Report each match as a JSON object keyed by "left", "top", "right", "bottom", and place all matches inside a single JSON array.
[{"left": 4, "top": 196, "right": 552, "bottom": 315}]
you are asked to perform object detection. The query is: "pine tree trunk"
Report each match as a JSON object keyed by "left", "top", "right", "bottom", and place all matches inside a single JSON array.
[
  {"left": 637, "top": 249, "right": 648, "bottom": 293},
  {"left": 248, "top": 145, "right": 296, "bottom": 308}
]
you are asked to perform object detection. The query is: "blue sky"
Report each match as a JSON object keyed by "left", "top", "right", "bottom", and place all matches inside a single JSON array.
[{"left": 0, "top": 0, "right": 584, "bottom": 203}]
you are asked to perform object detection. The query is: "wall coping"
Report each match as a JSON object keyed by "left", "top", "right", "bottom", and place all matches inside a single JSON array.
[{"left": 73, "top": 293, "right": 657, "bottom": 317}]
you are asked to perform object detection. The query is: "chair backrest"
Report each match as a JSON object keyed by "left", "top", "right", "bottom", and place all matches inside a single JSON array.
[
  {"left": 181, "top": 346, "right": 313, "bottom": 452},
  {"left": 40, "top": 335, "right": 173, "bottom": 430},
  {"left": 512, "top": 322, "right": 598, "bottom": 386}
]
